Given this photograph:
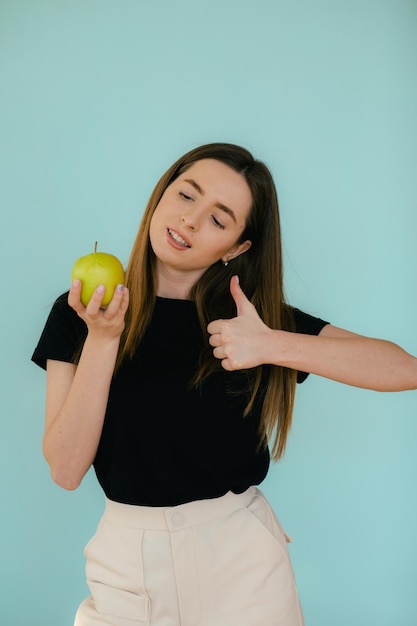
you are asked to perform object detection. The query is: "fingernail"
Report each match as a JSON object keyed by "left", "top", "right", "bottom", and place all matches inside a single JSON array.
[
  {"left": 117, "top": 284, "right": 124, "bottom": 292},
  {"left": 72, "top": 279, "right": 80, "bottom": 287},
  {"left": 97, "top": 285, "right": 105, "bottom": 294}
]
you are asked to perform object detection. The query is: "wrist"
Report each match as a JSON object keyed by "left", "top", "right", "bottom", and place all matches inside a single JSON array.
[
  {"left": 264, "top": 329, "right": 293, "bottom": 367},
  {"left": 84, "top": 331, "right": 122, "bottom": 353}
]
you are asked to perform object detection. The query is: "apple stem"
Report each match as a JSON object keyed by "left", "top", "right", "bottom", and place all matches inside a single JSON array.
[{"left": 94, "top": 241, "right": 98, "bottom": 253}]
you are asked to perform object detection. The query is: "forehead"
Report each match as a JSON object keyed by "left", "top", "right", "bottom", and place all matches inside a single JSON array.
[{"left": 178, "top": 159, "right": 253, "bottom": 215}]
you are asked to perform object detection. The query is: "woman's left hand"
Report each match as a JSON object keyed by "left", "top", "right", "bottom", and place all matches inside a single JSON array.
[
  {"left": 208, "top": 277, "right": 417, "bottom": 390},
  {"left": 207, "top": 276, "right": 274, "bottom": 370}
]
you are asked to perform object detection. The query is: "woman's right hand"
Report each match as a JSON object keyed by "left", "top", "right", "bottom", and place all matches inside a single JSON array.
[
  {"left": 68, "top": 279, "right": 129, "bottom": 339},
  {"left": 44, "top": 281, "right": 129, "bottom": 490}
]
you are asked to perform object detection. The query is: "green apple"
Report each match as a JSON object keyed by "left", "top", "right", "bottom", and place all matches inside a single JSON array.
[{"left": 71, "top": 242, "right": 125, "bottom": 306}]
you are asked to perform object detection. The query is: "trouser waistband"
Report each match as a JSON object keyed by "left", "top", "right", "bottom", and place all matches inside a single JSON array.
[{"left": 104, "top": 487, "right": 258, "bottom": 532}]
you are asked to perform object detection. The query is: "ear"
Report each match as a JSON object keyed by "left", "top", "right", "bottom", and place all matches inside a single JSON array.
[{"left": 222, "top": 240, "right": 252, "bottom": 264}]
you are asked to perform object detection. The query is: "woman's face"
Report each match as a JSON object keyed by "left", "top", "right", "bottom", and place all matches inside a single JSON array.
[{"left": 149, "top": 158, "right": 252, "bottom": 296}]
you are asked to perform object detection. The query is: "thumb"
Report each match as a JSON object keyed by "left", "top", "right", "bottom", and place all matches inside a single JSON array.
[{"left": 230, "top": 275, "right": 255, "bottom": 317}]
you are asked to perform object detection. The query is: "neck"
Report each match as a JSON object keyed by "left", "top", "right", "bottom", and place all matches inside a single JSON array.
[{"left": 156, "top": 264, "right": 201, "bottom": 300}]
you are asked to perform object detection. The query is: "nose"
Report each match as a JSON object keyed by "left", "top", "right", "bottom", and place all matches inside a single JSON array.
[{"left": 181, "top": 209, "right": 200, "bottom": 231}]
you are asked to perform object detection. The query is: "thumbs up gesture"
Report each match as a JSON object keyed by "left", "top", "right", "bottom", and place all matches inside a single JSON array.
[{"left": 207, "top": 276, "right": 274, "bottom": 371}]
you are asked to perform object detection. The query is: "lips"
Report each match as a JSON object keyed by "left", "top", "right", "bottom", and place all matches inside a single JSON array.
[{"left": 167, "top": 228, "right": 191, "bottom": 248}]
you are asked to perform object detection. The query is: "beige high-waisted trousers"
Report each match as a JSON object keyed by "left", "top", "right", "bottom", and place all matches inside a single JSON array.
[{"left": 74, "top": 487, "right": 304, "bottom": 626}]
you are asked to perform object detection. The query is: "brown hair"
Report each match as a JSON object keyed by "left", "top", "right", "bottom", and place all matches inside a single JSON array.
[{"left": 118, "top": 143, "right": 297, "bottom": 460}]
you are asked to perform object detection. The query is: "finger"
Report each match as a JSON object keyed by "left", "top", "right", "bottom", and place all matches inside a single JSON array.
[
  {"left": 212, "top": 345, "right": 224, "bottom": 359},
  {"left": 208, "top": 333, "right": 222, "bottom": 347},
  {"left": 207, "top": 319, "right": 225, "bottom": 335},
  {"left": 230, "top": 276, "right": 255, "bottom": 317},
  {"left": 119, "top": 287, "right": 130, "bottom": 314},
  {"left": 68, "top": 279, "right": 85, "bottom": 312},
  {"left": 102, "top": 284, "right": 126, "bottom": 316},
  {"left": 110, "top": 287, "right": 130, "bottom": 320},
  {"left": 220, "top": 358, "right": 234, "bottom": 372},
  {"left": 85, "top": 285, "right": 107, "bottom": 315}
]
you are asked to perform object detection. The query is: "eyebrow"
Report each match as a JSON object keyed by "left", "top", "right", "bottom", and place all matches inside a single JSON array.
[{"left": 183, "top": 178, "right": 237, "bottom": 223}]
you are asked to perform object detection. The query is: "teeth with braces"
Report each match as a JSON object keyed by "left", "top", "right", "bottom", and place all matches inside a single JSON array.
[{"left": 168, "top": 229, "right": 190, "bottom": 247}]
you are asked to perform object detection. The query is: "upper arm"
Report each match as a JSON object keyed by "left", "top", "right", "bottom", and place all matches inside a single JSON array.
[
  {"left": 45, "top": 359, "right": 76, "bottom": 435},
  {"left": 318, "top": 324, "right": 363, "bottom": 340}
]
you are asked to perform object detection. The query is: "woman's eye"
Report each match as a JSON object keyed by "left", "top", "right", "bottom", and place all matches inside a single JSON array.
[
  {"left": 212, "top": 215, "right": 225, "bottom": 229},
  {"left": 179, "top": 191, "right": 192, "bottom": 200}
]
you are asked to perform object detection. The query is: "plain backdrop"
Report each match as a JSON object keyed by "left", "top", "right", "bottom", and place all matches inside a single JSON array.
[{"left": 1, "top": 1, "right": 416, "bottom": 625}]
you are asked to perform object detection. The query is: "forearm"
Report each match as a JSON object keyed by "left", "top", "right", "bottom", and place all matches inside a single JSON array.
[
  {"left": 268, "top": 329, "right": 417, "bottom": 392},
  {"left": 43, "top": 333, "right": 120, "bottom": 489},
  {"left": 208, "top": 278, "right": 417, "bottom": 391}
]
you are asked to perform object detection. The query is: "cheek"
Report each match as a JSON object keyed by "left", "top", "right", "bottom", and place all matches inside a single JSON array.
[
  {"left": 149, "top": 212, "right": 163, "bottom": 251},
  {"left": 205, "top": 235, "right": 238, "bottom": 259},
  {"left": 149, "top": 216, "right": 156, "bottom": 241},
  {"left": 149, "top": 202, "right": 166, "bottom": 231}
]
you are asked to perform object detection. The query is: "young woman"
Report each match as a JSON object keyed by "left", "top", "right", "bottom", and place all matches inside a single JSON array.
[{"left": 32, "top": 143, "right": 417, "bottom": 626}]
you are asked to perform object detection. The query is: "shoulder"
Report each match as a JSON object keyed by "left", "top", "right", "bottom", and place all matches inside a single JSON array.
[
  {"left": 31, "top": 291, "right": 87, "bottom": 370},
  {"left": 292, "top": 307, "right": 330, "bottom": 336},
  {"left": 283, "top": 304, "right": 330, "bottom": 336}
]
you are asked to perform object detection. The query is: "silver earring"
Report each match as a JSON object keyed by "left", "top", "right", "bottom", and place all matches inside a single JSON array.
[{"left": 223, "top": 260, "right": 229, "bottom": 266}]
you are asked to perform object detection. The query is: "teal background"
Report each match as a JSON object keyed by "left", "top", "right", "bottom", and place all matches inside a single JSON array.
[{"left": 1, "top": 1, "right": 416, "bottom": 624}]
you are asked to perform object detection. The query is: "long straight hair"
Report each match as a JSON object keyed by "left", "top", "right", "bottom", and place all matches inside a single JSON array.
[{"left": 118, "top": 143, "right": 297, "bottom": 460}]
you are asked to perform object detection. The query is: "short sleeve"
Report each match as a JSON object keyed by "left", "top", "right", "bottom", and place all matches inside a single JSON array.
[
  {"left": 292, "top": 307, "right": 330, "bottom": 383},
  {"left": 31, "top": 292, "right": 87, "bottom": 370}
]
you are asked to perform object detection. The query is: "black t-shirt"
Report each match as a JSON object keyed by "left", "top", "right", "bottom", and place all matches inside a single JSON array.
[{"left": 32, "top": 293, "right": 329, "bottom": 506}]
